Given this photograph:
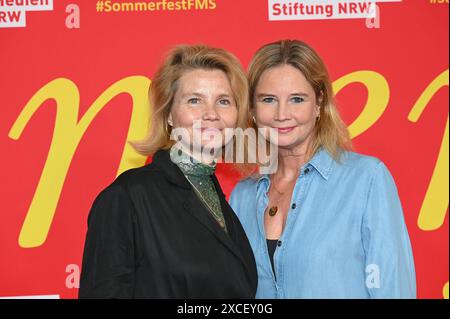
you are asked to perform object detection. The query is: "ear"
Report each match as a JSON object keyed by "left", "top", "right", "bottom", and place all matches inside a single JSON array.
[
  {"left": 250, "top": 108, "right": 257, "bottom": 124},
  {"left": 317, "top": 91, "right": 324, "bottom": 115},
  {"left": 317, "top": 90, "right": 324, "bottom": 105}
]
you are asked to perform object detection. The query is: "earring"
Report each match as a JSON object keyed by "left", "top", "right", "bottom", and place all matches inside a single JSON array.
[
  {"left": 165, "top": 119, "right": 173, "bottom": 136},
  {"left": 252, "top": 116, "right": 256, "bottom": 123}
]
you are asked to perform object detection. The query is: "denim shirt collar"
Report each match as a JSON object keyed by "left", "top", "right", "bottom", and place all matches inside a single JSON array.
[
  {"left": 308, "top": 147, "right": 335, "bottom": 180},
  {"left": 256, "top": 147, "right": 336, "bottom": 190}
]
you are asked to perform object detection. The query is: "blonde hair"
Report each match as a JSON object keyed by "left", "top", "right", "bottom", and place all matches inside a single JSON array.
[
  {"left": 248, "top": 40, "right": 352, "bottom": 162},
  {"left": 130, "top": 44, "right": 251, "bottom": 157}
]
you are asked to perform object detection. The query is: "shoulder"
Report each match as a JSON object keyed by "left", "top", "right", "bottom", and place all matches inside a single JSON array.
[
  {"left": 341, "top": 151, "right": 382, "bottom": 169},
  {"left": 229, "top": 176, "right": 260, "bottom": 214},
  {"left": 88, "top": 162, "right": 167, "bottom": 221},
  {"left": 92, "top": 161, "right": 166, "bottom": 206},
  {"left": 325, "top": 151, "right": 397, "bottom": 193},
  {"left": 336, "top": 151, "right": 397, "bottom": 194},
  {"left": 338, "top": 151, "right": 390, "bottom": 176},
  {"left": 108, "top": 161, "right": 165, "bottom": 190},
  {"left": 230, "top": 176, "right": 259, "bottom": 198}
]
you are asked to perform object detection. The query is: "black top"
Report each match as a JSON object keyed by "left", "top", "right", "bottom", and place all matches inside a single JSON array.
[
  {"left": 79, "top": 149, "right": 257, "bottom": 299},
  {"left": 266, "top": 239, "right": 278, "bottom": 278}
]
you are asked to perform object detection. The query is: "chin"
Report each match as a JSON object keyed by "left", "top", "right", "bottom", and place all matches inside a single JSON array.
[
  {"left": 274, "top": 136, "right": 299, "bottom": 147},
  {"left": 276, "top": 138, "right": 308, "bottom": 150}
]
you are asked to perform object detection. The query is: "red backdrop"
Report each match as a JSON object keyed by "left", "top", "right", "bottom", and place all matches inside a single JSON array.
[{"left": 0, "top": 0, "right": 448, "bottom": 299}]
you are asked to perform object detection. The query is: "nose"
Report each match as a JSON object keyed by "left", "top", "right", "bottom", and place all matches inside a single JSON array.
[
  {"left": 202, "top": 103, "right": 220, "bottom": 121},
  {"left": 275, "top": 101, "right": 291, "bottom": 122}
]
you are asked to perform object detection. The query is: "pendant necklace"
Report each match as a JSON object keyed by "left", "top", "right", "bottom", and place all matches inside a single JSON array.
[{"left": 268, "top": 182, "right": 285, "bottom": 217}]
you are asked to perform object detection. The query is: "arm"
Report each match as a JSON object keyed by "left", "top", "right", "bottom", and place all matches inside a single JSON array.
[
  {"left": 361, "top": 161, "right": 416, "bottom": 299},
  {"left": 79, "top": 184, "right": 137, "bottom": 298}
]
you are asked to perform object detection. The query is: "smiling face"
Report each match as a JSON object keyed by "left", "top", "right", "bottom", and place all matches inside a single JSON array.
[
  {"left": 254, "top": 64, "right": 320, "bottom": 153},
  {"left": 168, "top": 69, "right": 238, "bottom": 155}
]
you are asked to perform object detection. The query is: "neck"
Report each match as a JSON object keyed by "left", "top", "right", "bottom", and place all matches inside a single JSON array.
[
  {"left": 275, "top": 140, "right": 313, "bottom": 181},
  {"left": 175, "top": 145, "right": 217, "bottom": 166}
]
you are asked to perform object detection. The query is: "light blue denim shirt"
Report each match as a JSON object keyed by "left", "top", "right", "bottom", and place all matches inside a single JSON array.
[{"left": 229, "top": 148, "right": 416, "bottom": 299}]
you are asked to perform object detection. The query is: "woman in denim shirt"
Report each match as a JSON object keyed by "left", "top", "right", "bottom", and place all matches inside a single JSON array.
[{"left": 229, "top": 40, "right": 416, "bottom": 298}]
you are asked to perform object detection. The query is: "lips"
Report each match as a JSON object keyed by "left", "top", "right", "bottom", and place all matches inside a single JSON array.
[
  {"left": 198, "top": 127, "right": 221, "bottom": 133},
  {"left": 276, "top": 126, "right": 296, "bottom": 133}
]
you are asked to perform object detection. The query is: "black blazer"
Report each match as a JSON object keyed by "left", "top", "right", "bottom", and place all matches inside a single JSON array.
[{"left": 79, "top": 149, "right": 257, "bottom": 298}]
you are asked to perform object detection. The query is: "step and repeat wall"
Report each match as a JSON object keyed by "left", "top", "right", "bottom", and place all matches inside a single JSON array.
[{"left": 0, "top": 0, "right": 448, "bottom": 299}]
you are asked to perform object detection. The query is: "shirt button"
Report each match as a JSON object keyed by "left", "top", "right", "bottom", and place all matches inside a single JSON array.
[
  {"left": 304, "top": 168, "right": 310, "bottom": 174},
  {"left": 291, "top": 203, "right": 297, "bottom": 209},
  {"left": 277, "top": 241, "right": 282, "bottom": 247}
]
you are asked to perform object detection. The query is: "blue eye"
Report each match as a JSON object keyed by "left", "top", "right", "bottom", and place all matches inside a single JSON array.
[
  {"left": 218, "top": 99, "right": 231, "bottom": 106},
  {"left": 188, "top": 98, "right": 200, "bottom": 104},
  {"left": 291, "top": 96, "right": 305, "bottom": 103},
  {"left": 262, "top": 97, "right": 277, "bottom": 104}
]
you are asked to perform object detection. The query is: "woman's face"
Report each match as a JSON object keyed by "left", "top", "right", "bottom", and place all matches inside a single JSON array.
[
  {"left": 169, "top": 69, "right": 238, "bottom": 153},
  {"left": 254, "top": 64, "right": 320, "bottom": 152}
]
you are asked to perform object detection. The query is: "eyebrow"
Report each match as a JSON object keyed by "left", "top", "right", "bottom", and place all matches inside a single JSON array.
[
  {"left": 181, "top": 93, "right": 233, "bottom": 99},
  {"left": 257, "top": 92, "right": 309, "bottom": 98},
  {"left": 290, "top": 92, "right": 309, "bottom": 97},
  {"left": 216, "top": 94, "right": 232, "bottom": 99},
  {"left": 181, "top": 92, "right": 206, "bottom": 99}
]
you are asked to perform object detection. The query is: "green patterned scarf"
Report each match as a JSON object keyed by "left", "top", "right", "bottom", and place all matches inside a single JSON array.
[{"left": 169, "top": 147, "right": 227, "bottom": 232}]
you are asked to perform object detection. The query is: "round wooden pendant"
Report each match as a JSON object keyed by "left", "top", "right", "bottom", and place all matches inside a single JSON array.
[{"left": 268, "top": 206, "right": 278, "bottom": 216}]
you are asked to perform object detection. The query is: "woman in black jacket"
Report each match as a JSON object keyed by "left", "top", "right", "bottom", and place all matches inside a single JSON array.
[{"left": 79, "top": 45, "right": 257, "bottom": 298}]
